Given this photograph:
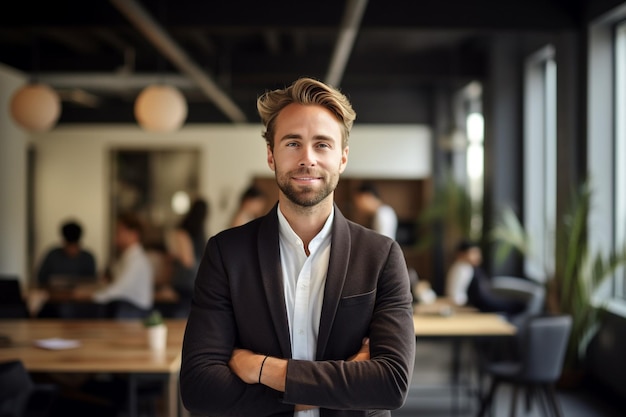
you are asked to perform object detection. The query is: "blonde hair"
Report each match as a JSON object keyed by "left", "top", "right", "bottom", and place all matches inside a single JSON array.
[{"left": 257, "top": 77, "right": 356, "bottom": 149}]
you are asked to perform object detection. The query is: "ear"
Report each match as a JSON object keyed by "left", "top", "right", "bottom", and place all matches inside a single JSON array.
[
  {"left": 338, "top": 146, "right": 349, "bottom": 174},
  {"left": 267, "top": 145, "right": 275, "bottom": 172}
]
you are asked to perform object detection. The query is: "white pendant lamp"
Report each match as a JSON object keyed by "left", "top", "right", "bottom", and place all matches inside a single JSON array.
[
  {"left": 10, "top": 83, "right": 61, "bottom": 132},
  {"left": 134, "top": 84, "right": 188, "bottom": 132}
]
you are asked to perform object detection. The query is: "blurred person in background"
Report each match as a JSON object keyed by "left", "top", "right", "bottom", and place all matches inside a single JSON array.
[
  {"left": 353, "top": 182, "right": 398, "bottom": 240},
  {"left": 75, "top": 212, "right": 153, "bottom": 316},
  {"left": 230, "top": 185, "right": 268, "bottom": 227},
  {"left": 446, "top": 239, "right": 525, "bottom": 316},
  {"left": 167, "top": 197, "right": 209, "bottom": 317},
  {"left": 36, "top": 220, "right": 96, "bottom": 287}
]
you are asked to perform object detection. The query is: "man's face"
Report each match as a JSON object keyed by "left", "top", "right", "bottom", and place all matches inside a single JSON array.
[
  {"left": 467, "top": 247, "right": 483, "bottom": 266},
  {"left": 114, "top": 222, "right": 134, "bottom": 251},
  {"left": 267, "top": 103, "right": 348, "bottom": 208}
]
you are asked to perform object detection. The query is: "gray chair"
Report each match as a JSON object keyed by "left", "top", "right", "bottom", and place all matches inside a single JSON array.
[
  {"left": 476, "top": 314, "right": 573, "bottom": 417},
  {"left": 491, "top": 276, "right": 546, "bottom": 328},
  {"left": 0, "top": 360, "right": 58, "bottom": 417}
]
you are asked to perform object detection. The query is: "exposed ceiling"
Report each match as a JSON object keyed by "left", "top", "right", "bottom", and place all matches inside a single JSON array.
[{"left": 0, "top": 0, "right": 586, "bottom": 125}]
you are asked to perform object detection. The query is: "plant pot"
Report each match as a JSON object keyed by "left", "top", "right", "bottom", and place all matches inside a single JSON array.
[{"left": 146, "top": 323, "right": 168, "bottom": 351}]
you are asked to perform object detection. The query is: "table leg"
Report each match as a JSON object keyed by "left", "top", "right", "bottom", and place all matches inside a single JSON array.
[
  {"left": 128, "top": 374, "right": 138, "bottom": 417},
  {"left": 167, "top": 372, "right": 177, "bottom": 417},
  {"left": 451, "top": 338, "right": 461, "bottom": 417}
]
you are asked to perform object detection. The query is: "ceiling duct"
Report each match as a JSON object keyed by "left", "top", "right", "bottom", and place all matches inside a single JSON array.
[
  {"left": 110, "top": 0, "right": 247, "bottom": 123},
  {"left": 325, "top": 0, "right": 368, "bottom": 87}
]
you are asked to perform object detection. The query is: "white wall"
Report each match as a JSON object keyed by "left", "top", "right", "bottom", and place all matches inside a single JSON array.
[{"left": 0, "top": 64, "right": 29, "bottom": 283}]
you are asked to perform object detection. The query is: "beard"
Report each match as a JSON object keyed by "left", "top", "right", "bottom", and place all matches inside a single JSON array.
[{"left": 275, "top": 167, "right": 340, "bottom": 207}]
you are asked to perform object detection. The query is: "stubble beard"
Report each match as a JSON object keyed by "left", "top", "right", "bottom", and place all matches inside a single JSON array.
[{"left": 276, "top": 167, "right": 339, "bottom": 208}]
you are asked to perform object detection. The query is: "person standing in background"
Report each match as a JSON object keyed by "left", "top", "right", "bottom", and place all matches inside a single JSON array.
[
  {"left": 353, "top": 182, "right": 398, "bottom": 240},
  {"left": 167, "top": 198, "right": 208, "bottom": 316},
  {"left": 37, "top": 220, "right": 96, "bottom": 287}
]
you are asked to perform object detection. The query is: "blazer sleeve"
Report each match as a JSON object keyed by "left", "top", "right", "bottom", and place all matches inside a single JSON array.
[
  {"left": 283, "top": 240, "right": 415, "bottom": 411},
  {"left": 179, "top": 235, "right": 294, "bottom": 417}
]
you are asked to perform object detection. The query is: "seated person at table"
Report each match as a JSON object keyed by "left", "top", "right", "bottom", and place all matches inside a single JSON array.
[
  {"left": 446, "top": 240, "right": 525, "bottom": 316},
  {"left": 37, "top": 220, "right": 97, "bottom": 287},
  {"left": 75, "top": 213, "right": 154, "bottom": 316}
]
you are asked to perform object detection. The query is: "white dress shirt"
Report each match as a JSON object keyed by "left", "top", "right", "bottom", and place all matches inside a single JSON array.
[
  {"left": 93, "top": 242, "right": 154, "bottom": 309},
  {"left": 372, "top": 204, "right": 398, "bottom": 240},
  {"left": 278, "top": 205, "right": 333, "bottom": 417},
  {"left": 445, "top": 260, "right": 474, "bottom": 306}
]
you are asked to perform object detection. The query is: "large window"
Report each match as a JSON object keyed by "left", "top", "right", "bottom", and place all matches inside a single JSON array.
[
  {"left": 615, "top": 20, "right": 626, "bottom": 298},
  {"left": 588, "top": 8, "right": 626, "bottom": 308},
  {"left": 523, "top": 45, "right": 557, "bottom": 283}
]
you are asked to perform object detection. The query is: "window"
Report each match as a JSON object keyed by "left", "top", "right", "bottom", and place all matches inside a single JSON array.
[
  {"left": 614, "top": 20, "right": 626, "bottom": 298},
  {"left": 523, "top": 45, "right": 557, "bottom": 283},
  {"left": 588, "top": 8, "right": 626, "bottom": 307}
]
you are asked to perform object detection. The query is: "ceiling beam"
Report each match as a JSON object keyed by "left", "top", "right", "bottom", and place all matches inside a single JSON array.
[
  {"left": 39, "top": 73, "right": 195, "bottom": 92},
  {"left": 324, "top": 0, "right": 368, "bottom": 87},
  {"left": 110, "top": 0, "right": 247, "bottom": 123}
]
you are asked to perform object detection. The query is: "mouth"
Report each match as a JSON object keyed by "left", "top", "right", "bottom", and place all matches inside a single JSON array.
[
  {"left": 290, "top": 169, "right": 322, "bottom": 183},
  {"left": 292, "top": 176, "right": 322, "bottom": 182}
]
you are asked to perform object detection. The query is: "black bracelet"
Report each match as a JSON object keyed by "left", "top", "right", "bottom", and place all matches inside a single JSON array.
[{"left": 258, "top": 355, "right": 269, "bottom": 384}]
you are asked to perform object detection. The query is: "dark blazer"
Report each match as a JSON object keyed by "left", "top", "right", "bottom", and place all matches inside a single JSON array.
[{"left": 181, "top": 204, "right": 415, "bottom": 417}]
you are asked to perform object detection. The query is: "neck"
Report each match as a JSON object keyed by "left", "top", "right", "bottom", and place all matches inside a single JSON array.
[{"left": 278, "top": 195, "right": 333, "bottom": 249}]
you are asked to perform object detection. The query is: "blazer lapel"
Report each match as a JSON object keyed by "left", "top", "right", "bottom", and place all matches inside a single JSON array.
[
  {"left": 257, "top": 205, "right": 292, "bottom": 358},
  {"left": 316, "top": 205, "right": 351, "bottom": 359}
]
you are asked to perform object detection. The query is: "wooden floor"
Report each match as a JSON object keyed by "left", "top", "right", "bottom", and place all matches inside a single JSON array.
[{"left": 393, "top": 340, "right": 624, "bottom": 417}]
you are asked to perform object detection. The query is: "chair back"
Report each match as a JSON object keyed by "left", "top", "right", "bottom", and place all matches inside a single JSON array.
[
  {"left": 491, "top": 276, "right": 546, "bottom": 328},
  {"left": 0, "top": 360, "right": 34, "bottom": 416},
  {"left": 0, "top": 278, "right": 30, "bottom": 319},
  {"left": 520, "top": 314, "right": 572, "bottom": 382}
]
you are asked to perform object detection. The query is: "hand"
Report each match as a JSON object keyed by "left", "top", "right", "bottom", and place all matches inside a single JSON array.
[
  {"left": 229, "top": 348, "right": 262, "bottom": 384},
  {"left": 348, "top": 337, "right": 370, "bottom": 362},
  {"left": 72, "top": 286, "right": 94, "bottom": 300},
  {"left": 295, "top": 404, "right": 318, "bottom": 412}
]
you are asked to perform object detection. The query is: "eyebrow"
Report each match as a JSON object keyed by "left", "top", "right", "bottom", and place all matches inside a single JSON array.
[{"left": 278, "top": 134, "right": 336, "bottom": 142}]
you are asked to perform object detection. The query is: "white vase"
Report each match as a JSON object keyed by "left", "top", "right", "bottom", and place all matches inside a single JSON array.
[{"left": 147, "top": 324, "right": 168, "bottom": 351}]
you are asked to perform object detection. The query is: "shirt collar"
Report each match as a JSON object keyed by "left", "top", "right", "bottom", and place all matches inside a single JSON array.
[{"left": 277, "top": 204, "right": 334, "bottom": 253}]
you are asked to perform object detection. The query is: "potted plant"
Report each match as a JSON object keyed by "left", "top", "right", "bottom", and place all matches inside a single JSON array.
[
  {"left": 143, "top": 310, "right": 167, "bottom": 351},
  {"left": 417, "top": 172, "right": 480, "bottom": 265},
  {"left": 490, "top": 179, "right": 626, "bottom": 375}
]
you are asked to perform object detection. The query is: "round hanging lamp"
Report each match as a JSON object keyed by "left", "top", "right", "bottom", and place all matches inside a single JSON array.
[
  {"left": 10, "top": 83, "right": 61, "bottom": 132},
  {"left": 134, "top": 84, "right": 188, "bottom": 132}
]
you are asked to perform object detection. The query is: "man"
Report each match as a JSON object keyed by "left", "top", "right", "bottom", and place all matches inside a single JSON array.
[
  {"left": 75, "top": 213, "right": 153, "bottom": 314},
  {"left": 446, "top": 240, "right": 525, "bottom": 315},
  {"left": 180, "top": 78, "right": 415, "bottom": 417},
  {"left": 37, "top": 220, "right": 96, "bottom": 287},
  {"left": 353, "top": 182, "right": 398, "bottom": 240}
]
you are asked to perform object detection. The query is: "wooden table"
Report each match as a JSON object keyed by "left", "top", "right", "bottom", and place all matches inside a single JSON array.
[
  {"left": 0, "top": 319, "right": 187, "bottom": 417},
  {"left": 413, "top": 311, "right": 517, "bottom": 337},
  {"left": 412, "top": 308, "right": 517, "bottom": 416}
]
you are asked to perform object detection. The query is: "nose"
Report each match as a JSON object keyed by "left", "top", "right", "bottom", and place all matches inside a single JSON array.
[{"left": 299, "top": 146, "right": 316, "bottom": 167}]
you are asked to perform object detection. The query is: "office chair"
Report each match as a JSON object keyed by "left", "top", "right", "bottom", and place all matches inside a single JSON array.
[
  {"left": 0, "top": 360, "right": 58, "bottom": 417},
  {"left": 0, "top": 278, "right": 30, "bottom": 319},
  {"left": 475, "top": 314, "right": 572, "bottom": 417},
  {"left": 490, "top": 276, "right": 546, "bottom": 328}
]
